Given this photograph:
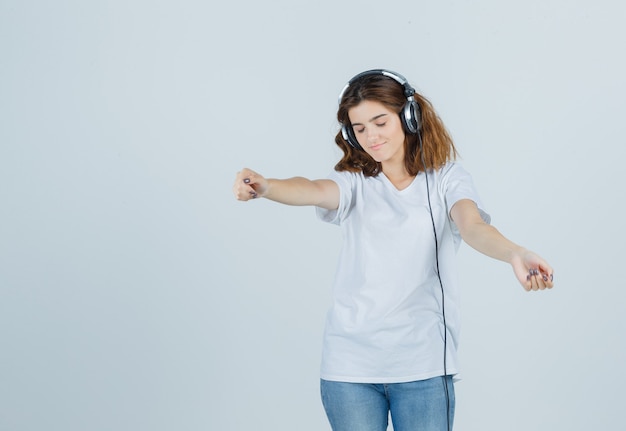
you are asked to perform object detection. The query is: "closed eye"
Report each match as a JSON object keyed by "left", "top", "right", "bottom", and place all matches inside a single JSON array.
[{"left": 351, "top": 113, "right": 388, "bottom": 134}]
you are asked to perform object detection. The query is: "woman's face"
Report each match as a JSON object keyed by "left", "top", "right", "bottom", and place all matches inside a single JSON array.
[{"left": 348, "top": 100, "right": 406, "bottom": 166}]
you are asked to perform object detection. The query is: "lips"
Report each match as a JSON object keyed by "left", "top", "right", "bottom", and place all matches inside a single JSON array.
[{"left": 369, "top": 142, "right": 385, "bottom": 151}]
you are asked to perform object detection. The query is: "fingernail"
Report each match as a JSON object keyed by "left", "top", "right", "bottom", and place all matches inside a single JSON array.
[
  {"left": 550, "top": 274, "right": 554, "bottom": 282},
  {"left": 543, "top": 275, "right": 548, "bottom": 282},
  {"left": 533, "top": 269, "right": 539, "bottom": 276},
  {"left": 251, "top": 192, "right": 258, "bottom": 198},
  {"left": 243, "top": 178, "right": 250, "bottom": 184},
  {"left": 526, "top": 275, "right": 531, "bottom": 281}
]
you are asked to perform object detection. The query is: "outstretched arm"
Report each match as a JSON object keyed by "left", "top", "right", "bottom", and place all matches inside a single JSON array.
[
  {"left": 450, "top": 199, "right": 554, "bottom": 291},
  {"left": 233, "top": 168, "right": 340, "bottom": 210}
]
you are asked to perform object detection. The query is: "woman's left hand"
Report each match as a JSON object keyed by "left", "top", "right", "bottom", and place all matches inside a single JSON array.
[{"left": 511, "top": 250, "right": 554, "bottom": 291}]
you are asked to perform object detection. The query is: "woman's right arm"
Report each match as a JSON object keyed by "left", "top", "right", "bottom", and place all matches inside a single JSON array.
[{"left": 233, "top": 168, "right": 340, "bottom": 210}]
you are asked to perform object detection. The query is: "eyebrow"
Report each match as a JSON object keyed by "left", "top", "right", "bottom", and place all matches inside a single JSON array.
[{"left": 350, "top": 113, "right": 388, "bottom": 127}]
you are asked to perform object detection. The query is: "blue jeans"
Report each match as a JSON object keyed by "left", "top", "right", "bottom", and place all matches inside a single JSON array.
[{"left": 320, "top": 376, "right": 455, "bottom": 431}]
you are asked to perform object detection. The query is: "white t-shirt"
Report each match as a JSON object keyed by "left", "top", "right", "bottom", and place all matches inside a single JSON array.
[{"left": 316, "top": 162, "right": 490, "bottom": 383}]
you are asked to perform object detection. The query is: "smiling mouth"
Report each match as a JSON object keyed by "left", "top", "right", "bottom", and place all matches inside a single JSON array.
[{"left": 370, "top": 143, "right": 385, "bottom": 150}]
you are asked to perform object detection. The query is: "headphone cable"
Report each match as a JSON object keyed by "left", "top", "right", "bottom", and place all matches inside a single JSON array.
[{"left": 419, "top": 132, "right": 451, "bottom": 431}]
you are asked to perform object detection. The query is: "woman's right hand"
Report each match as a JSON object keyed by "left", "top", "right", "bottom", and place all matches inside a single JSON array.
[{"left": 233, "top": 168, "right": 268, "bottom": 201}]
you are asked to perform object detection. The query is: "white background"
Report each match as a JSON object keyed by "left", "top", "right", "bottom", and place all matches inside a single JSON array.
[{"left": 1, "top": 1, "right": 624, "bottom": 430}]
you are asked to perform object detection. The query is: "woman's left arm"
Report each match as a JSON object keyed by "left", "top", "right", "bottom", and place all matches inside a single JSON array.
[{"left": 450, "top": 199, "right": 554, "bottom": 291}]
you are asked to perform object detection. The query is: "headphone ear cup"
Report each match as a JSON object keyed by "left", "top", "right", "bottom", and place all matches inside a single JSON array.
[
  {"left": 342, "top": 124, "right": 363, "bottom": 151},
  {"left": 402, "top": 100, "right": 421, "bottom": 134}
]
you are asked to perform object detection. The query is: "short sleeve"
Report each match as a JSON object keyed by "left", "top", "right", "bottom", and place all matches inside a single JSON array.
[
  {"left": 315, "top": 170, "right": 355, "bottom": 225},
  {"left": 439, "top": 163, "right": 491, "bottom": 229}
]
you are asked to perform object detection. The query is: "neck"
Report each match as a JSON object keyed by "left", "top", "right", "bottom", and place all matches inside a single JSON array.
[
  {"left": 382, "top": 161, "right": 410, "bottom": 181},
  {"left": 382, "top": 162, "right": 414, "bottom": 190}
]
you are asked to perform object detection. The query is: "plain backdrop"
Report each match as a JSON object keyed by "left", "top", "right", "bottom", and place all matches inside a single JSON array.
[{"left": 1, "top": 1, "right": 625, "bottom": 430}]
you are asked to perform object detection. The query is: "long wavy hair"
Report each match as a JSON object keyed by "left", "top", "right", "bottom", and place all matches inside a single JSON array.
[{"left": 335, "top": 74, "right": 458, "bottom": 176}]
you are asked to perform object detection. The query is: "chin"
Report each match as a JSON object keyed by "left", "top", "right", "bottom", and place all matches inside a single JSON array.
[
  {"left": 365, "top": 152, "right": 384, "bottom": 163},
  {"left": 371, "top": 154, "right": 389, "bottom": 163}
]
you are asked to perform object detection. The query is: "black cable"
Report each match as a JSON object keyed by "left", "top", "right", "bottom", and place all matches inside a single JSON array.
[{"left": 419, "top": 131, "right": 451, "bottom": 431}]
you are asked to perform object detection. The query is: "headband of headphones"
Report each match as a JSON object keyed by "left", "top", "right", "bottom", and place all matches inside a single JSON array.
[{"left": 338, "top": 69, "right": 421, "bottom": 150}]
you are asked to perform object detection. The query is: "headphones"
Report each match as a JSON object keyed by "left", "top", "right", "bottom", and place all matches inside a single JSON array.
[{"left": 338, "top": 69, "right": 421, "bottom": 151}]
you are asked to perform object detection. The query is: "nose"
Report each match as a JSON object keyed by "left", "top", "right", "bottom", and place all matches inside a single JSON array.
[{"left": 366, "top": 127, "right": 379, "bottom": 142}]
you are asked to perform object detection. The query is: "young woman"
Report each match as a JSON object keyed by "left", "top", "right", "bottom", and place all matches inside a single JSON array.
[{"left": 233, "top": 69, "right": 554, "bottom": 431}]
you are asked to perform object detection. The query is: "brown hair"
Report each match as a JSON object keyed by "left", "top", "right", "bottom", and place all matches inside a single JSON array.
[{"left": 334, "top": 74, "right": 458, "bottom": 176}]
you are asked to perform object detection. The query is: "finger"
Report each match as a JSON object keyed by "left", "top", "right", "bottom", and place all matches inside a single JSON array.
[
  {"left": 530, "top": 270, "right": 539, "bottom": 291},
  {"left": 522, "top": 273, "right": 532, "bottom": 291},
  {"left": 530, "top": 257, "right": 553, "bottom": 284},
  {"left": 526, "top": 268, "right": 540, "bottom": 291},
  {"left": 240, "top": 168, "right": 260, "bottom": 186},
  {"left": 539, "top": 269, "right": 554, "bottom": 289},
  {"left": 233, "top": 182, "right": 257, "bottom": 201},
  {"left": 233, "top": 172, "right": 246, "bottom": 199},
  {"left": 531, "top": 268, "right": 551, "bottom": 291},
  {"left": 530, "top": 260, "right": 554, "bottom": 290},
  {"left": 535, "top": 271, "right": 547, "bottom": 290},
  {"left": 234, "top": 168, "right": 259, "bottom": 201}
]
